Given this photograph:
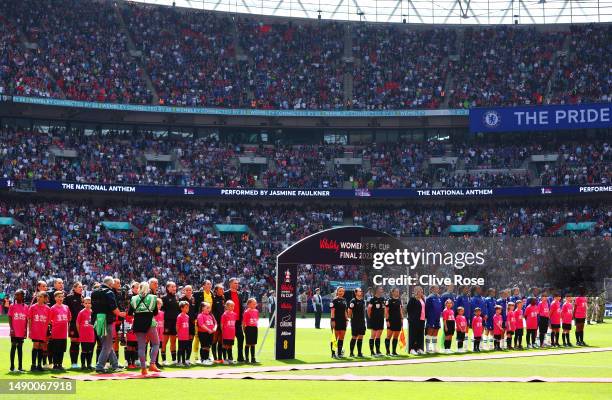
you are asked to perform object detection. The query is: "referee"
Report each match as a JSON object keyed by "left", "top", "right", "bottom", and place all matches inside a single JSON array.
[
  {"left": 368, "top": 286, "right": 385, "bottom": 357},
  {"left": 347, "top": 288, "right": 366, "bottom": 357},
  {"left": 330, "top": 287, "right": 348, "bottom": 359}
]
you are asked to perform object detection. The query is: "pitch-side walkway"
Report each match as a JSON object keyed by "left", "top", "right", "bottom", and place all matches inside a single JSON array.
[{"left": 55, "top": 346, "right": 612, "bottom": 382}]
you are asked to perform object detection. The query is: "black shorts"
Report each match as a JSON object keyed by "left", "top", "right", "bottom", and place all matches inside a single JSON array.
[
  {"left": 562, "top": 323, "right": 572, "bottom": 331},
  {"left": 11, "top": 337, "right": 25, "bottom": 344},
  {"left": 31, "top": 339, "right": 45, "bottom": 343},
  {"left": 69, "top": 322, "right": 79, "bottom": 339},
  {"left": 223, "top": 339, "right": 234, "bottom": 346},
  {"left": 551, "top": 324, "right": 560, "bottom": 329},
  {"left": 351, "top": 323, "right": 366, "bottom": 336},
  {"left": 188, "top": 321, "right": 196, "bottom": 337},
  {"left": 444, "top": 320, "right": 455, "bottom": 336},
  {"left": 127, "top": 340, "right": 138, "bottom": 348},
  {"left": 515, "top": 328, "right": 524, "bottom": 335},
  {"left": 50, "top": 338, "right": 67, "bottom": 353},
  {"left": 575, "top": 318, "right": 585, "bottom": 324},
  {"left": 244, "top": 326, "right": 258, "bottom": 345},
  {"left": 388, "top": 319, "right": 402, "bottom": 331},
  {"left": 198, "top": 332, "right": 213, "bottom": 348},
  {"left": 81, "top": 342, "right": 95, "bottom": 352},
  {"left": 494, "top": 334, "right": 502, "bottom": 340},
  {"left": 506, "top": 330, "right": 514, "bottom": 336},
  {"left": 334, "top": 318, "right": 347, "bottom": 331},
  {"left": 164, "top": 325, "right": 177, "bottom": 336},
  {"left": 370, "top": 317, "right": 384, "bottom": 331}
]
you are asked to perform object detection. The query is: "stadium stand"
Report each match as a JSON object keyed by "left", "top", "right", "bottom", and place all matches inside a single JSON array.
[
  {"left": 1, "top": 127, "right": 609, "bottom": 189},
  {"left": 0, "top": 0, "right": 610, "bottom": 305},
  {"left": 0, "top": 199, "right": 609, "bottom": 297},
  {"left": 0, "top": 0, "right": 609, "bottom": 109}
]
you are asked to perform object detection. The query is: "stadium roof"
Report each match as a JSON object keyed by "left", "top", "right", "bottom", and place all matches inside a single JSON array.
[{"left": 126, "top": 0, "right": 612, "bottom": 24}]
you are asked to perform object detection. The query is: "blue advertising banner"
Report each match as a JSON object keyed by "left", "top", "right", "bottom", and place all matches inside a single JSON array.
[
  {"left": 21, "top": 180, "right": 612, "bottom": 199},
  {"left": 7, "top": 95, "right": 469, "bottom": 118},
  {"left": 470, "top": 103, "right": 612, "bottom": 133}
]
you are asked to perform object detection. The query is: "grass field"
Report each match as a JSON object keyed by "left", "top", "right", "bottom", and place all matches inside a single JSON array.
[{"left": 0, "top": 321, "right": 610, "bottom": 400}]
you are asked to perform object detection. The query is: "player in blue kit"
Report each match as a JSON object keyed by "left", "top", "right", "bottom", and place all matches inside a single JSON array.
[
  {"left": 484, "top": 288, "right": 497, "bottom": 350},
  {"left": 455, "top": 286, "right": 471, "bottom": 323},
  {"left": 496, "top": 289, "right": 510, "bottom": 349},
  {"left": 425, "top": 285, "right": 442, "bottom": 353},
  {"left": 509, "top": 287, "right": 522, "bottom": 304},
  {"left": 525, "top": 287, "right": 541, "bottom": 308},
  {"left": 470, "top": 286, "right": 485, "bottom": 350},
  {"left": 439, "top": 285, "right": 455, "bottom": 313}
]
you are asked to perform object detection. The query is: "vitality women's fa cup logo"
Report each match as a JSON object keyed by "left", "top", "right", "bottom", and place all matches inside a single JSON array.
[{"left": 284, "top": 269, "right": 291, "bottom": 283}]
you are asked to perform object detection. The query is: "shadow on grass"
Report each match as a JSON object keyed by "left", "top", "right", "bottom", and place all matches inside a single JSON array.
[{"left": 270, "top": 345, "right": 597, "bottom": 368}]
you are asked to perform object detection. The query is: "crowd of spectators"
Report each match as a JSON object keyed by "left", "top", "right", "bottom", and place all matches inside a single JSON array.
[
  {"left": 122, "top": 2, "right": 243, "bottom": 108},
  {"left": 540, "top": 142, "right": 611, "bottom": 186},
  {"left": 1, "top": 127, "right": 610, "bottom": 189},
  {"left": 448, "top": 27, "right": 566, "bottom": 108},
  {"left": 0, "top": 0, "right": 609, "bottom": 109},
  {"left": 260, "top": 145, "right": 345, "bottom": 188},
  {"left": 1, "top": 0, "right": 152, "bottom": 104},
  {"left": 549, "top": 25, "right": 611, "bottom": 105},
  {"left": 0, "top": 15, "right": 57, "bottom": 98},
  {"left": 350, "top": 142, "right": 435, "bottom": 189},
  {"left": 351, "top": 26, "right": 455, "bottom": 110},
  {"left": 474, "top": 203, "right": 611, "bottom": 237},
  {"left": 459, "top": 145, "right": 532, "bottom": 169},
  {"left": 352, "top": 207, "right": 467, "bottom": 237},
  {"left": 236, "top": 19, "right": 345, "bottom": 110},
  {"left": 444, "top": 171, "right": 531, "bottom": 188},
  {"left": 0, "top": 200, "right": 609, "bottom": 297}
]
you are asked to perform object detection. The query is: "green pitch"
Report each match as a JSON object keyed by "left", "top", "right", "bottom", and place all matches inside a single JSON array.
[{"left": 0, "top": 322, "right": 610, "bottom": 400}]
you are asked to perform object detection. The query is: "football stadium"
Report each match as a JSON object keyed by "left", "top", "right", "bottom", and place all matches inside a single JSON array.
[{"left": 0, "top": 0, "right": 611, "bottom": 398}]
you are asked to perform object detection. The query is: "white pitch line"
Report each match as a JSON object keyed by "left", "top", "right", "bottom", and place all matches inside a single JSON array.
[{"left": 57, "top": 347, "right": 612, "bottom": 381}]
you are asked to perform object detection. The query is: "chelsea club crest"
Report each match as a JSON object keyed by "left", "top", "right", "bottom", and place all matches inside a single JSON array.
[{"left": 483, "top": 110, "right": 501, "bottom": 128}]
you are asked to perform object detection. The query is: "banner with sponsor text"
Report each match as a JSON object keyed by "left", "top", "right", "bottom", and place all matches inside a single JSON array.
[
  {"left": 470, "top": 103, "right": 612, "bottom": 133},
  {"left": 0, "top": 179, "right": 610, "bottom": 199}
]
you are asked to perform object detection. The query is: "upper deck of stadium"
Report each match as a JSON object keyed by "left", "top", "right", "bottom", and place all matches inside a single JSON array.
[{"left": 0, "top": 0, "right": 609, "bottom": 118}]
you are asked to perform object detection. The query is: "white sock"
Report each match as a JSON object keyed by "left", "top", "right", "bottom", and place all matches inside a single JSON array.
[
  {"left": 432, "top": 338, "right": 438, "bottom": 352},
  {"left": 425, "top": 336, "right": 431, "bottom": 352}
]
